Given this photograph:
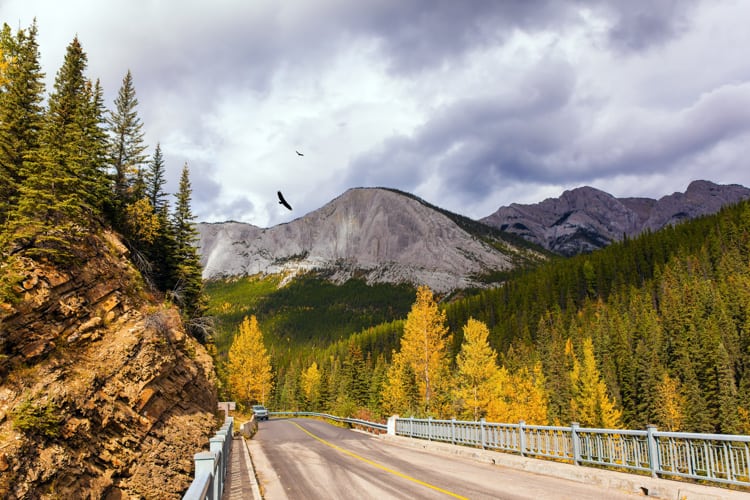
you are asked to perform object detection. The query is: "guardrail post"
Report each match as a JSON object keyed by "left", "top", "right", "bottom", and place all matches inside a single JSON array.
[
  {"left": 451, "top": 418, "right": 456, "bottom": 445},
  {"left": 480, "top": 418, "right": 486, "bottom": 450},
  {"left": 519, "top": 420, "right": 526, "bottom": 457},
  {"left": 210, "top": 435, "right": 225, "bottom": 495},
  {"left": 387, "top": 415, "right": 398, "bottom": 436},
  {"left": 647, "top": 424, "right": 659, "bottom": 478},
  {"left": 410, "top": 416, "right": 414, "bottom": 438},
  {"left": 194, "top": 451, "right": 216, "bottom": 500},
  {"left": 428, "top": 417, "right": 432, "bottom": 441},
  {"left": 571, "top": 422, "right": 581, "bottom": 466}
]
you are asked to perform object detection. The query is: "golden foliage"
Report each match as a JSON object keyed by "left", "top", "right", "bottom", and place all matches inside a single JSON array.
[
  {"left": 655, "top": 373, "right": 685, "bottom": 431},
  {"left": 227, "top": 315, "right": 274, "bottom": 405},
  {"left": 569, "top": 337, "right": 622, "bottom": 428},
  {"left": 300, "top": 361, "right": 322, "bottom": 406},
  {"left": 453, "top": 318, "right": 500, "bottom": 421},
  {"left": 123, "top": 198, "right": 161, "bottom": 244},
  {"left": 382, "top": 285, "right": 451, "bottom": 416}
]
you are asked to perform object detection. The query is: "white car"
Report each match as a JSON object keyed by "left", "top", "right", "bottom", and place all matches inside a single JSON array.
[{"left": 252, "top": 404, "right": 269, "bottom": 421}]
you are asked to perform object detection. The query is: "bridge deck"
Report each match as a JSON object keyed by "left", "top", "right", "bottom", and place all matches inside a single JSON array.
[{"left": 222, "top": 436, "right": 261, "bottom": 500}]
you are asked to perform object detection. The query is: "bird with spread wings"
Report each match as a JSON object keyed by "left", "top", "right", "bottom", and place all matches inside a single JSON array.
[{"left": 277, "top": 191, "right": 292, "bottom": 210}]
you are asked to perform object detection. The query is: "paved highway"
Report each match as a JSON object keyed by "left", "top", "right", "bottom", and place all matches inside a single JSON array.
[{"left": 246, "top": 418, "right": 642, "bottom": 500}]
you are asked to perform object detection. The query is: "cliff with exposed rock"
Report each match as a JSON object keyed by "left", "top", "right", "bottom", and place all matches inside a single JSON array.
[{"left": 0, "top": 231, "right": 218, "bottom": 499}]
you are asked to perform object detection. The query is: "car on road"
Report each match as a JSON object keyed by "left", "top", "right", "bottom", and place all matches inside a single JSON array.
[{"left": 252, "top": 404, "right": 269, "bottom": 421}]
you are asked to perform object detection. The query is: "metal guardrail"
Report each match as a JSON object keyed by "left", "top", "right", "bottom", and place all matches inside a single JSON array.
[
  {"left": 394, "top": 417, "right": 750, "bottom": 488},
  {"left": 270, "top": 411, "right": 388, "bottom": 433},
  {"left": 183, "top": 417, "right": 234, "bottom": 500}
]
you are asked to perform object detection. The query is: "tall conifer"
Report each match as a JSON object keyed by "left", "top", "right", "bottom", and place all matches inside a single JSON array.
[
  {"left": 0, "top": 21, "right": 45, "bottom": 227},
  {"left": 170, "top": 163, "right": 206, "bottom": 330},
  {"left": 107, "top": 69, "right": 147, "bottom": 209},
  {"left": 7, "top": 37, "right": 101, "bottom": 260}
]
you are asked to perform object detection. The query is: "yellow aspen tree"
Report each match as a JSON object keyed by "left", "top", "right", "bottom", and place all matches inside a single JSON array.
[
  {"left": 655, "top": 372, "right": 685, "bottom": 431},
  {"left": 396, "top": 285, "right": 451, "bottom": 416},
  {"left": 486, "top": 363, "right": 548, "bottom": 424},
  {"left": 381, "top": 351, "right": 419, "bottom": 416},
  {"left": 569, "top": 337, "right": 622, "bottom": 428},
  {"left": 228, "top": 315, "right": 274, "bottom": 406},
  {"left": 300, "top": 361, "right": 322, "bottom": 409},
  {"left": 454, "top": 318, "right": 500, "bottom": 421},
  {"left": 509, "top": 362, "right": 549, "bottom": 425},
  {"left": 486, "top": 366, "right": 513, "bottom": 422}
]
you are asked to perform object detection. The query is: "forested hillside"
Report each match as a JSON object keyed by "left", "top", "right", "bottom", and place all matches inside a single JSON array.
[{"left": 212, "top": 199, "right": 750, "bottom": 434}]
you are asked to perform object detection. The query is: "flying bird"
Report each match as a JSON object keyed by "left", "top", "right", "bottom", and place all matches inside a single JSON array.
[
  {"left": 277, "top": 191, "right": 292, "bottom": 210},
  {"left": 296, "top": 150, "right": 304, "bottom": 156}
]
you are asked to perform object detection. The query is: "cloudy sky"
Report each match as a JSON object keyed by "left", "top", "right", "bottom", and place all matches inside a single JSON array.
[{"left": 2, "top": 1, "right": 750, "bottom": 227}]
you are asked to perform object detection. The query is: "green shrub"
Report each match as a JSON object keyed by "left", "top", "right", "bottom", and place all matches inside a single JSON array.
[{"left": 11, "top": 398, "right": 63, "bottom": 438}]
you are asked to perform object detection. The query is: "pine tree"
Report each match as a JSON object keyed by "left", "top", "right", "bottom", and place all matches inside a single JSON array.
[
  {"left": 453, "top": 318, "right": 500, "bottom": 421},
  {"left": 0, "top": 21, "right": 45, "bottom": 227},
  {"left": 107, "top": 69, "right": 147, "bottom": 210},
  {"left": 170, "top": 163, "right": 207, "bottom": 333},
  {"left": 342, "top": 343, "right": 369, "bottom": 408},
  {"left": 228, "top": 315, "right": 274, "bottom": 406}
]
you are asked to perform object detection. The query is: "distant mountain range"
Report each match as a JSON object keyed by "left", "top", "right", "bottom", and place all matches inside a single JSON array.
[
  {"left": 481, "top": 180, "right": 750, "bottom": 256},
  {"left": 197, "top": 180, "right": 750, "bottom": 291}
]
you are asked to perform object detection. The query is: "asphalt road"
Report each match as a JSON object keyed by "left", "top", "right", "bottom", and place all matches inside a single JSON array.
[{"left": 246, "top": 418, "right": 642, "bottom": 500}]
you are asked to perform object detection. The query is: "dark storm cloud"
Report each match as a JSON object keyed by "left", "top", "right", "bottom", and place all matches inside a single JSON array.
[
  {"left": 602, "top": 0, "right": 700, "bottom": 52},
  {"left": 345, "top": 56, "right": 580, "bottom": 199}
]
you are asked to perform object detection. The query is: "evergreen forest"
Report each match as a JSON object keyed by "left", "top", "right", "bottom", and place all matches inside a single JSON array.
[{"left": 212, "top": 199, "right": 750, "bottom": 435}]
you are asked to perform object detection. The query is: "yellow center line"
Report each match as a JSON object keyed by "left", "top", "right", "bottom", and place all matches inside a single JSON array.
[{"left": 290, "top": 421, "right": 468, "bottom": 500}]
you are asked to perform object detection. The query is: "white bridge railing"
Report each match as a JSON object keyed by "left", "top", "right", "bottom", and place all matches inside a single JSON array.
[
  {"left": 272, "top": 411, "right": 750, "bottom": 489},
  {"left": 183, "top": 416, "right": 234, "bottom": 500},
  {"left": 394, "top": 417, "right": 750, "bottom": 487}
]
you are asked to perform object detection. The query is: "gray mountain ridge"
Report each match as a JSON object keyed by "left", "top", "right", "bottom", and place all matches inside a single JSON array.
[
  {"left": 197, "top": 187, "right": 544, "bottom": 293},
  {"left": 480, "top": 180, "right": 750, "bottom": 256},
  {"left": 197, "top": 181, "right": 750, "bottom": 292}
]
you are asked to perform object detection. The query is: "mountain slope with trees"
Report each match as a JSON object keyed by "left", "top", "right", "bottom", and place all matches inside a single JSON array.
[{"left": 208, "top": 198, "right": 750, "bottom": 435}]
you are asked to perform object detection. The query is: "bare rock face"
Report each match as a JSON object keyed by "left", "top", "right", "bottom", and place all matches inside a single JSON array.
[
  {"left": 481, "top": 180, "right": 750, "bottom": 256},
  {"left": 199, "top": 188, "right": 538, "bottom": 293},
  {"left": 0, "top": 231, "right": 218, "bottom": 499}
]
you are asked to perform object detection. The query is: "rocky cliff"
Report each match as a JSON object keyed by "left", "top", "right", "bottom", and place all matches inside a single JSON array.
[
  {"left": 198, "top": 187, "right": 543, "bottom": 293},
  {"left": 481, "top": 180, "right": 750, "bottom": 256},
  {"left": 0, "top": 231, "right": 219, "bottom": 499}
]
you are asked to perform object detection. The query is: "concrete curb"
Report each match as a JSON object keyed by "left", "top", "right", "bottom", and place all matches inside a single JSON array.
[
  {"left": 239, "top": 436, "right": 263, "bottom": 500},
  {"left": 380, "top": 434, "right": 750, "bottom": 500}
]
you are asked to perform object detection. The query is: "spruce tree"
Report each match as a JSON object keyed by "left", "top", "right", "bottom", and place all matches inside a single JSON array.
[
  {"left": 7, "top": 37, "right": 102, "bottom": 260},
  {"left": 107, "top": 69, "right": 147, "bottom": 215},
  {"left": 0, "top": 21, "right": 45, "bottom": 227},
  {"left": 143, "top": 143, "right": 174, "bottom": 290},
  {"left": 145, "top": 142, "right": 168, "bottom": 212},
  {"left": 170, "top": 163, "right": 206, "bottom": 333}
]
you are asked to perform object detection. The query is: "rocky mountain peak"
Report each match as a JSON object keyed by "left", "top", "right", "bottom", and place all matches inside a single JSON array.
[
  {"left": 199, "top": 187, "right": 542, "bottom": 293},
  {"left": 481, "top": 180, "right": 750, "bottom": 256}
]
